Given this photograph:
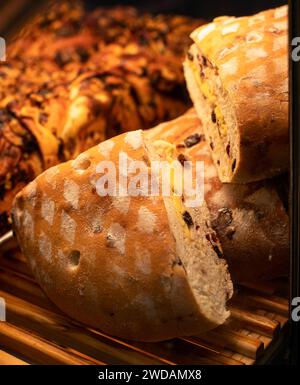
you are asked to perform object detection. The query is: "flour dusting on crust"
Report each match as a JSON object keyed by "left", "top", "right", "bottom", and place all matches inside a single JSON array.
[
  {"left": 107, "top": 223, "right": 126, "bottom": 255},
  {"left": 124, "top": 130, "right": 143, "bottom": 150},
  {"left": 39, "top": 232, "right": 52, "bottom": 262},
  {"left": 137, "top": 206, "right": 157, "bottom": 234},
  {"left": 41, "top": 197, "right": 55, "bottom": 225},
  {"left": 61, "top": 210, "right": 76, "bottom": 244},
  {"left": 63, "top": 179, "right": 80, "bottom": 209}
]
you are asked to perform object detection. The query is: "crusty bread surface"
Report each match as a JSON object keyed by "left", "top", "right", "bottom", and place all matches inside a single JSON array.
[
  {"left": 1, "top": 0, "right": 204, "bottom": 236},
  {"left": 12, "top": 130, "right": 232, "bottom": 341},
  {"left": 184, "top": 5, "right": 288, "bottom": 183}
]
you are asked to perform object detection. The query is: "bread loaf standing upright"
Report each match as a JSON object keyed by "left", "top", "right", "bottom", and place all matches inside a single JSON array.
[
  {"left": 12, "top": 130, "right": 233, "bottom": 341},
  {"left": 184, "top": 6, "right": 288, "bottom": 183},
  {"left": 147, "top": 110, "right": 289, "bottom": 283}
]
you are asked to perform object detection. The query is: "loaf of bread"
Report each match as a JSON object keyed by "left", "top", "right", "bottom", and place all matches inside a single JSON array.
[
  {"left": 184, "top": 5, "right": 288, "bottom": 183},
  {"left": 147, "top": 109, "right": 289, "bottom": 283},
  {"left": 12, "top": 130, "right": 232, "bottom": 341},
  {"left": 0, "top": 1, "right": 204, "bottom": 236}
]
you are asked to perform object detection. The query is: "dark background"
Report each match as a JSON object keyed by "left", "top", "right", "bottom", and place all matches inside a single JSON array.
[
  {"left": 85, "top": 0, "right": 286, "bottom": 18},
  {"left": 0, "top": 0, "right": 287, "bottom": 39}
]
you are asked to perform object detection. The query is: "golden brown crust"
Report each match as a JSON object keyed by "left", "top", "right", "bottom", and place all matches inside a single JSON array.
[
  {"left": 0, "top": 2, "right": 204, "bottom": 236},
  {"left": 147, "top": 109, "right": 289, "bottom": 283},
  {"left": 12, "top": 131, "right": 231, "bottom": 341},
  {"left": 185, "top": 6, "right": 288, "bottom": 183}
]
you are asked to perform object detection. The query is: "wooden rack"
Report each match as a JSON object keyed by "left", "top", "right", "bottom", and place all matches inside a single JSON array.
[{"left": 0, "top": 248, "right": 289, "bottom": 365}]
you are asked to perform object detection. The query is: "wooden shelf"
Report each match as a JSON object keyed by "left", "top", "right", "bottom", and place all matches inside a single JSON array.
[{"left": 0, "top": 251, "right": 289, "bottom": 365}]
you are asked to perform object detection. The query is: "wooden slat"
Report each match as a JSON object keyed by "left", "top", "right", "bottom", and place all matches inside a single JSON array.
[
  {"left": 194, "top": 327, "right": 264, "bottom": 359},
  {"left": 0, "top": 251, "right": 290, "bottom": 365},
  {"left": 0, "top": 322, "right": 103, "bottom": 365},
  {"left": 238, "top": 281, "right": 278, "bottom": 295},
  {"left": 0, "top": 268, "right": 58, "bottom": 312},
  {"left": 249, "top": 332, "right": 272, "bottom": 348},
  {"left": 215, "top": 348, "right": 255, "bottom": 365},
  {"left": 0, "top": 254, "right": 32, "bottom": 278},
  {"left": 228, "top": 305, "right": 280, "bottom": 337},
  {"left": 179, "top": 337, "right": 247, "bottom": 365},
  {"left": 0, "top": 289, "right": 171, "bottom": 365},
  {"left": 129, "top": 337, "right": 244, "bottom": 365},
  {"left": 2, "top": 268, "right": 242, "bottom": 364},
  {"left": 0, "top": 348, "right": 29, "bottom": 365},
  {"left": 239, "top": 280, "right": 289, "bottom": 297},
  {"left": 272, "top": 313, "right": 289, "bottom": 328},
  {"left": 0, "top": 285, "right": 243, "bottom": 365},
  {"left": 0, "top": 269, "right": 254, "bottom": 365},
  {"left": 233, "top": 291, "right": 289, "bottom": 316},
  {"left": 231, "top": 352, "right": 254, "bottom": 365}
]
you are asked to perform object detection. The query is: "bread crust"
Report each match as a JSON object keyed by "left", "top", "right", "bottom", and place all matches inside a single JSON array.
[
  {"left": 12, "top": 130, "right": 232, "bottom": 341},
  {"left": 185, "top": 6, "right": 288, "bottom": 183},
  {"left": 148, "top": 109, "right": 289, "bottom": 283},
  {"left": 1, "top": 1, "right": 204, "bottom": 236}
]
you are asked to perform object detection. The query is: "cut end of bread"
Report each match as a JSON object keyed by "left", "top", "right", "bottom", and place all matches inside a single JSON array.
[
  {"left": 148, "top": 136, "right": 233, "bottom": 326},
  {"left": 184, "top": 6, "right": 288, "bottom": 183},
  {"left": 183, "top": 51, "right": 240, "bottom": 184},
  {"left": 12, "top": 130, "right": 233, "bottom": 341},
  {"left": 163, "top": 196, "right": 233, "bottom": 328}
]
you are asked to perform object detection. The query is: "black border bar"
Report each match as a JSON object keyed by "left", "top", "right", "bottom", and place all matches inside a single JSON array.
[{"left": 289, "top": 0, "right": 300, "bottom": 366}]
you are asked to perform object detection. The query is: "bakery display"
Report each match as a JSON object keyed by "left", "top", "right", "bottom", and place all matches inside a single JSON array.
[
  {"left": 184, "top": 5, "right": 288, "bottom": 183},
  {"left": 12, "top": 130, "right": 233, "bottom": 341},
  {"left": 0, "top": 1, "right": 291, "bottom": 349},
  {"left": 147, "top": 109, "right": 289, "bottom": 283},
  {"left": 0, "top": 1, "right": 203, "bottom": 235}
]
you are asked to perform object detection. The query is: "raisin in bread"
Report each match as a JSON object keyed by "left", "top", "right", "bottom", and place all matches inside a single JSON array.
[
  {"left": 147, "top": 109, "right": 289, "bottom": 283},
  {"left": 184, "top": 6, "right": 288, "bottom": 183}
]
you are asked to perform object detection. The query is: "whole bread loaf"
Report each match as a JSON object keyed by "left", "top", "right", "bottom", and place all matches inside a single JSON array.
[
  {"left": 0, "top": 1, "right": 204, "bottom": 235},
  {"left": 147, "top": 110, "right": 289, "bottom": 283},
  {"left": 184, "top": 5, "right": 288, "bottom": 183},
  {"left": 12, "top": 130, "right": 232, "bottom": 341}
]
